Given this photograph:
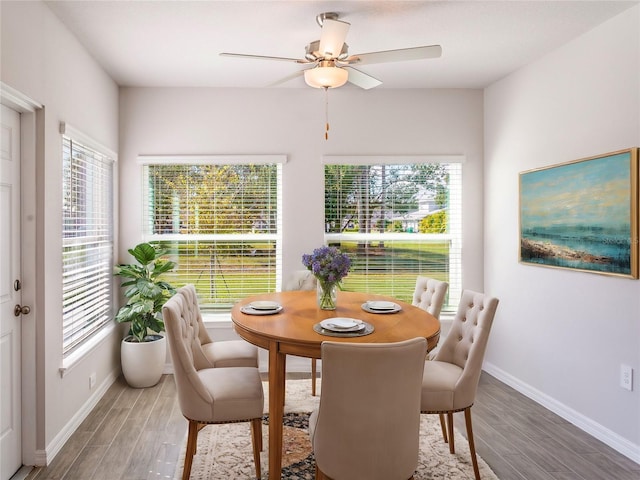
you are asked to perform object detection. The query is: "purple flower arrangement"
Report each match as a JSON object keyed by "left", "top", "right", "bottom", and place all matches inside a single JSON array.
[{"left": 301, "top": 246, "right": 351, "bottom": 285}]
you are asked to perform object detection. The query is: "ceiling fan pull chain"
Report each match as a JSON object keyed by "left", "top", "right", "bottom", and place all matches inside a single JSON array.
[{"left": 325, "top": 86, "right": 329, "bottom": 140}]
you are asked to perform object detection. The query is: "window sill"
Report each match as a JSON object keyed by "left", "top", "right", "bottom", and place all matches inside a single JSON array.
[
  {"left": 202, "top": 312, "right": 233, "bottom": 329},
  {"left": 59, "top": 323, "right": 117, "bottom": 377}
]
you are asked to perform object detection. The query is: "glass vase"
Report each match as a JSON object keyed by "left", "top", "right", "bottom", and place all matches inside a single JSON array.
[{"left": 317, "top": 281, "right": 337, "bottom": 310}]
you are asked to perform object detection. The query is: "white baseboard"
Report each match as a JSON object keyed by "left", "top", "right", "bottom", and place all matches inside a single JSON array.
[
  {"left": 38, "top": 369, "right": 120, "bottom": 466},
  {"left": 483, "top": 362, "right": 640, "bottom": 465}
]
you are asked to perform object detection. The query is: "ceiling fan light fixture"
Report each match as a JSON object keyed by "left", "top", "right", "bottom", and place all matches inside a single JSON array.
[{"left": 304, "top": 63, "right": 348, "bottom": 88}]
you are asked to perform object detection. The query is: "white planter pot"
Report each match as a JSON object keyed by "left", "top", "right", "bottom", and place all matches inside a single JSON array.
[{"left": 121, "top": 334, "right": 166, "bottom": 388}]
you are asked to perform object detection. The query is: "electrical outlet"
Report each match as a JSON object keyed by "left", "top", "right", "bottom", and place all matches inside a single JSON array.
[
  {"left": 620, "top": 365, "right": 633, "bottom": 391},
  {"left": 89, "top": 372, "right": 97, "bottom": 390}
]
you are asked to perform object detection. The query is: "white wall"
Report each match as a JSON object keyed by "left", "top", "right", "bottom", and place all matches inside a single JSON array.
[
  {"left": 119, "top": 87, "right": 485, "bottom": 291},
  {"left": 1, "top": 0, "right": 120, "bottom": 465},
  {"left": 484, "top": 5, "right": 640, "bottom": 462}
]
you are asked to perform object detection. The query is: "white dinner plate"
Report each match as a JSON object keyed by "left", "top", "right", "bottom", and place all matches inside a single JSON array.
[
  {"left": 320, "top": 318, "right": 365, "bottom": 332},
  {"left": 361, "top": 302, "right": 402, "bottom": 314},
  {"left": 366, "top": 301, "right": 397, "bottom": 310},
  {"left": 240, "top": 305, "right": 283, "bottom": 315},
  {"left": 249, "top": 300, "right": 281, "bottom": 310}
]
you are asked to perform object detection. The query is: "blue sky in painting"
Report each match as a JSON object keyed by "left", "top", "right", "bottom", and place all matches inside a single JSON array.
[{"left": 520, "top": 152, "right": 631, "bottom": 230}]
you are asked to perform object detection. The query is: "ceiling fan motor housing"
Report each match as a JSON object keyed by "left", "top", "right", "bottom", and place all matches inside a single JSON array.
[
  {"left": 316, "top": 12, "right": 339, "bottom": 27},
  {"left": 305, "top": 40, "right": 350, "bottom": 62}
]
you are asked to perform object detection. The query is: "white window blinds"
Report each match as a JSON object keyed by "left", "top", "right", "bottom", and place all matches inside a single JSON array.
[
  {"left": 62, "top": 133, "right": 115, "bottom": 356},
  {"left": 141, "top": 158, "right": 283, "bottom": 311},
  {"left": 323, "top": 159, "right": 462, "bottom": 310}
]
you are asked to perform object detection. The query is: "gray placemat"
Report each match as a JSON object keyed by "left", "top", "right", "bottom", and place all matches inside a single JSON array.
[{"left": 313, "top": 322, "right": 375, "bottom": 337}]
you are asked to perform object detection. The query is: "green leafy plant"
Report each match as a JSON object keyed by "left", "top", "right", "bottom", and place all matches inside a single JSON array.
[{"left": 114, "top": 242, "right": 177, "bottom": 343}]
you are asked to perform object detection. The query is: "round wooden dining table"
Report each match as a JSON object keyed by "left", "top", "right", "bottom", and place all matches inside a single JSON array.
[{"left": 231, "top": 289, "right": 441, "bottom": 479}]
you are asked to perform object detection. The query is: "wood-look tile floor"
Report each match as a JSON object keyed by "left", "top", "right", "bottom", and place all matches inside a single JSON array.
[{"left": 24, "top": 372, "right": 639, "bottom": 480}]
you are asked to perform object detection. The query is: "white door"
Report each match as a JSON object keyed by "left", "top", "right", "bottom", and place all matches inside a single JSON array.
[{"left": 1, "top": 104, "right": 23, "bottom": 480}]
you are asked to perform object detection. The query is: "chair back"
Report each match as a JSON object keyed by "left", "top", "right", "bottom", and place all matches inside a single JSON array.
[
  {"left": 412, "top": 276, "right": 449, "bottom": 318},
  {"left": 177, "top": 284, "right": 213, "bottom": 348},
  {"left": 434, "top": 289, "right": 499, "bottom": 407},
  {"left": 169, "top": 285, "right": 213, "bottom": 370},
  {"left": 311, "top": 337, "right": 427, "bottom": 480},
  {"left": 283, "top": 269, "right": 317, "bottom": 291},
  {"left": 163, "top": 292, "right": 216, "bottom": 420}
]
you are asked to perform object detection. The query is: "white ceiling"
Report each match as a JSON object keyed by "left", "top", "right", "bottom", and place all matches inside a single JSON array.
[{"left": 45, "top": 0, "right": 638, "bottom": 89}]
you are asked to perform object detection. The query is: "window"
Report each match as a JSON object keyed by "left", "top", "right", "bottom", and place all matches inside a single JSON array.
[
  {"left": 140, "top": 156, "right": 284, "bottom": 312},
  {"left": 62, "top": 126, "right": 115, "bottom": 357},
  {"left": 323, "top": 157, "right": 462, "bottom": 311}
]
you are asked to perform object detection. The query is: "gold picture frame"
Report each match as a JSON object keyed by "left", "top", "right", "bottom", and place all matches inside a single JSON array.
[{"left": 519, "top": 148, "right": 639, "bottom": 279}]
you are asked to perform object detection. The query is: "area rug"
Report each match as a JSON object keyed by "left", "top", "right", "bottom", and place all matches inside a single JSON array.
[{"left": 173, "top": 380, "right": 499, "bottom": 479}]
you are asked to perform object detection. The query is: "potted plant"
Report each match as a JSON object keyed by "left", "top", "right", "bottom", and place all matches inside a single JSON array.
[{"left": 114, "top": 242, "right": 176, "bottom": 388}]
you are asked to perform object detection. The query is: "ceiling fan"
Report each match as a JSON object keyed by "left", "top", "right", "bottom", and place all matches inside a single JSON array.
[{"left": 220, "top": 12, "right": 442, "bottom": 90}]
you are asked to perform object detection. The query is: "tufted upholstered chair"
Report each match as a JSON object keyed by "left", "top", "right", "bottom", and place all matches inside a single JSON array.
[
  {"left": 178, "top": 284, "right": 258, "bottom": 368},
  {"left": 412, "top": 276, "right": 449, "bottom": 359},
  {"left": 163, "top": 291, "right": 264, "bottom": 480},
  {"left": 412, "top": 276, "right": 449, "bottom": 319},
  {"left": 309, "top": 338, "right": 427, "bottom": 480},
  {"left": 283, "top": 269, "right": 318, "bottom": 291},
  {"left": 283, "top": 270, "right": 320, "bottom": 395},
  {"left": 420, "top": 290, "right": 499, "bottom": 480}
]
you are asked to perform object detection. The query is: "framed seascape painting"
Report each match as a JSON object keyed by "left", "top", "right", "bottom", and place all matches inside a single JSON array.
[{"left": 519, "top": 148, "right": 639, "bottom": 279}]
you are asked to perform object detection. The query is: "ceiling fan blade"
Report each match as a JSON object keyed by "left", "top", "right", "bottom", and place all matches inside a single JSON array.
[
  {"left": 349, "top": 45, "right": 442, "bottom": 66},
  {"left": 220, "top": 52, "right": 308, "bottom": 63},
  {"left": 318, "top": 19, "right": 350, "bottom": 59},
  {"left": 267, "top": 70, "right": 305, "bottom": 87},
  {"left": 344, "top": 67, "right": 382, "bottom": 90}
]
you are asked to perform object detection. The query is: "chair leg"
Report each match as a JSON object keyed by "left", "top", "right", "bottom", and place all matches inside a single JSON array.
[
  {"left": 315, "top": 463, "right": 328, "bottom": 479},
  {"left": 311, "top": 359, "right": 317, "bottom": 396},
  {"left": 464, "top": 407, "right": 481, "bottom": 480},
  {"left": 254, "top": 416, "right": 263, "bottom": 452},
  {"left": 438, "top": 413, "right": 448, "bottom": 443},
  {"left": 195, "top": 423, "right": 207, "bottom": 454},
  {"left": 250, "top": 418, "right": 262, "bottom": 479},
  {"left": 182, "top": 420, "right": 199, "bottom": 480},
  {"left": 447, "top": 412, "right": 455, "bottom": 454}
]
